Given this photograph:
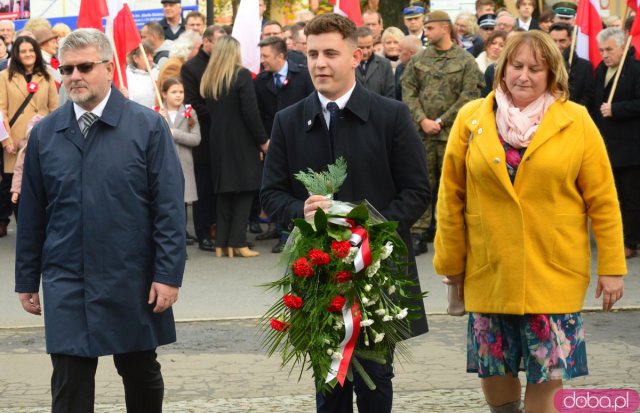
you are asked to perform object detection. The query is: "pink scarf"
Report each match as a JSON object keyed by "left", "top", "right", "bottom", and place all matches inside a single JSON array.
[{"left": 494, "top": 87, "right": 557, "bottom": 148}]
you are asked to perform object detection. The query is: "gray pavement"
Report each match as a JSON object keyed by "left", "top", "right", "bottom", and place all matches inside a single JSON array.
[{"left": 1, "top": 218, "right": 639, "bottom": 412}]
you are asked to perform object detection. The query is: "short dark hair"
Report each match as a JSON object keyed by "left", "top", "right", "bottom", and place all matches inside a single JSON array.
[
  {"left": 263, "top": 20, "right": 283, "bottom": 29},
  {"left": 203, "top": 24, "right": 225, "bottom": 41},
  {"left": 515, "top": 0, "right": 535, "bottom": 9},
  {"left": 539, "top": 9, "right": 555, "bottom": 23},
  {"left": 143, "top": 21, "right": 165, "bottom": 40},
  {"left": 475, "top": 0, "right": 495, "bottom": 10},
  {"left": 185, "top": 11, "right": 205, "bottom": 23},
  {"left": 549, "top": 22, "right": 572, "bottom": 37},
  {"left": 258, "top": 36, "right": 288, "bottom": 58},
  {"left": 355, "top": 26, "right": 373, "bottom": 38},
  {"left": 304, "top": 13, "right": 357, "bottom": 44},
  {"left": 290, "top": 23, "right": 305, "bottom": 40}
]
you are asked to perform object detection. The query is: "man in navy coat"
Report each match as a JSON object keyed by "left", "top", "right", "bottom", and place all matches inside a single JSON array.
[
  {"left": 261, "top": 13, "right": 430, "bottom": 413},
  {"left": 15, "top": 29, "right": 185, "bottom": 413}
]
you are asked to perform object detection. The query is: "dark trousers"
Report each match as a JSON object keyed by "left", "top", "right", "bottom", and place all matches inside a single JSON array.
[
  {"left": 249, "top": 191, "right": 260, "bottom": 222},
  {"left": 316, "top": 355, "right": 394, "bottom": 413},
  {"left": 216, "top": 191, "right": 253, "bottom": 248},
  {"left": 192, "top": 162, "right": 216, "bottom": 241},
  {"left": 0, "top": 171, "right": 14, "bottom": 224},
  {"left": 613, "top": 165, "right": 640, "bottom": 248},
  {"left": 51, "top": 349, "right": 163, "bottom": 413}
]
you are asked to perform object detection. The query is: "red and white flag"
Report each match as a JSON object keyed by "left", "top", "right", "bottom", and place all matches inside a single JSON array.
[
  {"left": 231, "top": 0, "right": 261, "bottom": 74},
  {"left": 77, "top": 0, "right": 109, "bottom": 31},
  {"left": 575, "top": 0, "right": 603, "bottom": 69},
  {"left": 106, "top": 0, "right": 142, "bottom": 88},
  {"left": 628, "top": 0, "right": 638, "bottom": 12},
  {"left": 329, "top": 0, "right": 363, "bottom": 26},
  {"left": 630, "top": 1, "right": 640, "bottom": 59}
]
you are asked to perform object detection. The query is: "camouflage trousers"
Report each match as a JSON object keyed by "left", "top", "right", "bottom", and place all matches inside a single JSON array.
[{"left": 412, "top": 138, "right": 447, "bottom": 233}]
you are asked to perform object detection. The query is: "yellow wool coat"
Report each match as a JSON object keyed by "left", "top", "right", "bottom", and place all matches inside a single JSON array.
[
  {"left": 433, "top": 92, "right": 627, "bottom": 315},
  {"left": 0, "top": 70, "right": 58, "bottom": 173}
]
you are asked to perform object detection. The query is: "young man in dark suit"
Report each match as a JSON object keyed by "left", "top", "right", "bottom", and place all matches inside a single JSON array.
[{"left": 261, "top": 13, "right": 430, "bottom": 413}]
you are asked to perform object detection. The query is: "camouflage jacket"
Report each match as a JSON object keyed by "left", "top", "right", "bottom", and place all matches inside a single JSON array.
[{"left": 401, "top": 45, "right": 484, "bottom": 141}]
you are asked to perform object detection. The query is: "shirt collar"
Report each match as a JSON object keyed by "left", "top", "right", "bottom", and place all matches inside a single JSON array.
[
  {"left": 74, "top": 89, "right": 112, "bottom": 121},
  {"left": 318, "top": 81, "right": 356, "bottom": 112},
  {"left": 276, "top": 60, "right": 288, "bottom": 78}
]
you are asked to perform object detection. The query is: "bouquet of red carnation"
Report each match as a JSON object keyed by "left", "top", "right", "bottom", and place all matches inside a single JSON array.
[{"left": 261, "top": 157, "right": 426, "bottom": 394}]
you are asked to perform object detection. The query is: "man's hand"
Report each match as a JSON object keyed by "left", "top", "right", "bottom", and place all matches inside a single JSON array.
[
  {"left": 148, "top": 282, "right": 179, "bottom": 313},
  {"left": 260, "top": 139, "right": 270, "bottom": 154},
  {"left": 596, "top": 275, "right": 624, "bottom": 311},
  {"left": 303, "top": 195, "right": 332, "bottom": 220},
  {"left": 442, "top": 273, "right": 464, "bottom": 300},
  {"left": 600, "top": 103, "right": 612, "bottom": 117},
  {"left": 19, "top": 292, "right": 42, "bottom": 315},
  {"left": 420, "top": 118, "right": 442, "bottom": 135}
]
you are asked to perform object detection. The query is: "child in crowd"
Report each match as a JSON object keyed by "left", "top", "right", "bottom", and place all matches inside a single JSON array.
[
  {"left": 11, "top": 114, "right": 45, "bottom": 205},
  {"left": 158, "top": 77, "right": 201, "bottom": 245}
]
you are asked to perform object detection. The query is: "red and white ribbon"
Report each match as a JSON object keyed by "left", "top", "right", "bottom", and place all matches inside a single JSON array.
[
  {"left": 328, "top": 218, "right": 372, "bottom": 273},
  {"left": 326, "top": 302, "right": 361, "bottom": 385}
]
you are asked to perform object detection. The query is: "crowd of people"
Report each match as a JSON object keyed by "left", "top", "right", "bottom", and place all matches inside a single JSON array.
[{"left": 0, "top": 0, "right": 636, "bottom": 411}]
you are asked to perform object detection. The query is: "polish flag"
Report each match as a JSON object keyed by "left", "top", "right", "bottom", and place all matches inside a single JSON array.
[
  {"left": 231, "top": 0, "right": 261, "bottom": 74},
  {"left": 575, "top": 0, "right": 603, "bottom": 69},
  {"left": 329, "top": 0, "right": 363, "bottom": 26},
  {"left": 630, "top": 2, "right": 640, "bottom": 59},
  {"left": 77, "top": 0, "right": 109, "bottom": 31},
  {"left": 628, "top": 0, "right": 638, "bottom": 12},
  {"left": 106, "top": 0, "right": 142, "bottom": 88}
]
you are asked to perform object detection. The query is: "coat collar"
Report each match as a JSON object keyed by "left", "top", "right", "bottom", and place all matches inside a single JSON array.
[
  {"left": 465, "top": 91, "right": 573, "bottom": 193},
  {"left": 303, "top": 82, "right": 370, "bottom": 132},
  {"left": 11, "top": 72, "right": 44, "bottom": 99},
  {"left": 261, "top": 59, "right": 302, "bottom": 95}
]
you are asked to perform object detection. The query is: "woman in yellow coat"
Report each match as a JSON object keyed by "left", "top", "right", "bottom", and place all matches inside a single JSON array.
[
  {"left": 0, "top": 36, "right": 58, "bottom": 232},
  {"left": 434, "top": 31, "right": 627, "bottom": 413}
]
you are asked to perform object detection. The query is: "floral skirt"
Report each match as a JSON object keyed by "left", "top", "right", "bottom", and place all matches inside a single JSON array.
[{"left": 466, "top": 312, "right": 588, "bottom": 384}]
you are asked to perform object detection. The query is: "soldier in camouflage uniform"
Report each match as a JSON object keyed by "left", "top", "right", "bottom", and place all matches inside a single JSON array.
[{"left": 402, "top": 10, "right": 484, "bottom": 255}]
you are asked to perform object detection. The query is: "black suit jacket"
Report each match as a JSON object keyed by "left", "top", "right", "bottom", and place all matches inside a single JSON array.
[
  {"left": 355, "top": 54, "right": 395, "bottom": 98},
  {"left": 181, "top": 48, "right": 210, "bottom": 165},
  {"left": 395, "top": 63, "right": 406, "bottom": 101},
  {"left": 564, "top": 49, "right": 594, "bottom": 108},
  {"left": 517, "top": 17, "right": 540, "bottom": 30},
  {"left": 254, "top": 60, "right": 315, "bottom": 136},
  {"left": 287, "top": 50, "right": 307, "bottom": 66},
  {"left": 261, "top": 83, "right": 430, "bottom": 336},
  {"left": 159, "top": 17, "right": 185, "bottom": 41},
  {"left": 591, "top": 53, "right": 640, "bottom": 167}
]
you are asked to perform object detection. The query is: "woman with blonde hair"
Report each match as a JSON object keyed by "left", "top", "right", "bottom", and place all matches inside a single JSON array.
[
  {"left": 456, "top": 11, "right": 481, "bottom": 53},
  {"left": 434, "top": 30, "right": 626, "bottom": 413},
  {"left": 200, "top": 36, "right": 268, "bottom": 258},
  {"left": 380, "top": 26, "right": 404, "bottom": 72}
]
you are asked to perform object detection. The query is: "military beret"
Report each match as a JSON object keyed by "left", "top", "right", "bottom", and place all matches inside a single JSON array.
[
  {"left": 424, "top": 10, "right": 451, "bottom": 23},
  {"left": 478, "top": 13, "right": 497, "bottom": 28},
  {"left": 552, "top": 2, "right": 577, "bottom": 18}
]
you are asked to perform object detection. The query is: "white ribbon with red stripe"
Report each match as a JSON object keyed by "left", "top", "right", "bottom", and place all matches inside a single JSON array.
[
  {"left": 326, "top": 302, "right": 361, "bottom": 385},
  {"left": 328, "top": 218, "right": 373, "bottom": 273}
]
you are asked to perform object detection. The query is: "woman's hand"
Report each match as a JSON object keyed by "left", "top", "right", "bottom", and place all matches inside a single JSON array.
[
  {"left": 596, "top": 275, "right": 624, "bottom": 311},
  {"left": 11, "top": 192, "right": 18, "bottom": 204},
  {"left": 303, "top": 195, "right": 332, "bottom": 221},
  {"left": 2, "top": 139, "right": 16, "bottom": 154},
  {"left": 442, "top": 273, "right": 465, "bottom": 300}
]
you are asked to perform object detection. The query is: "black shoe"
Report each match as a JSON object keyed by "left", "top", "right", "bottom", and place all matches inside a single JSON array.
[
  {"left": 256, "top": 228, "right": 279, "bottom": 241},
  {"left": 412, "top": 233, "right": 428, "bottom": 256},
  {"left": 271, "top": 238, "right": 286, "bottom": 253},
  {"left": 248, "top": 221, "right": 263, "bottom": 234},
  {"left": 198, "top": 238, "right": 216, "bottom": 252}
]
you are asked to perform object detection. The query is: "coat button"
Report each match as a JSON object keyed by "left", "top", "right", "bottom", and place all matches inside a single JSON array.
[
  {"left": 494, "top": 157, "right": 500, "bottom": 164},
  {"left": 471, "top": 120, "right": 477, "bottom": 125},
  {"left": 477, "top": 128, "right": 483, "bottom": 134}
]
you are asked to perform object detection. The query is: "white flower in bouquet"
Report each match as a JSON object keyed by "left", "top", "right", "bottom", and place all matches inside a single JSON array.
[
  {"left": 380, "top": 242, "right": 394, "bottom": 260},
  {"left": 333, "top": 320, "right": 344, "bottom": 330},
  {"left": 364, "top": 284, "right": 372, "bottom": 292},
  {"left": 331, "top": 351, "right": 343, "bottom": 361},
  {"left": 374, "top": 332, "right": 385, "bottom": 343},
  {"left": 361, "top": 319, "right": 374, "bottom": 327},
  {"left": 326, "top": 348, "right": 334, "bottom": 355},
  {"left": 396, "top": 308, "right": 409, "bottom": 320},
  {"left": 375, "top": 308, "right": 386, "bottom": 316},
  {"left": 343, "top": 247, "right": 359, "bottom": 264},
  {"left": 383, "top": 315, "right": 394, "bottom": 322},
  {"left": 366, "top": 260, "right": 381, "bottom": 277},
  {"left": 361, "top": 296, "right": 369, "bottom": 305},
  {"left": 365, "top": 298, "right": 377, "bottom": 307},
  {"left": 388, "top": 285, "right": 396, "bottom": 294}
]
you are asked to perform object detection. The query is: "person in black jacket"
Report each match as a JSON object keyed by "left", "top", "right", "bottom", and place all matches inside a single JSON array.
[
  {"left": 355, "top": 27, "right": 395, "bottom": 98},
  {"left": 591, "top": 28, "right": 640, "bottom": 258},
  {"left": 254, "top": 36, "right": 315, "bottom": 252},
  {"left": 181, "top": 25, "right": 226, "bottom": 252},
  {"left": 261, "top": 13, "right": 430, "bottom": 412},
  {"left": 201, "top": 36, "right": 269, "bottom": 258},
  {"left": 549, "top": 23, "right": 594, "bottom": 108},
  {"left": 158, "top": 0, "right": 185, "bottom": 41}
]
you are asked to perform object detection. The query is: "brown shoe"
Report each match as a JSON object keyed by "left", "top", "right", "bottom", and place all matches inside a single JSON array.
[
  {"left": 625, "top": 247, "right": 638, "bottom": 258},
  {"left": 0, "top": 221, "right": 7, "bottom": 238}
]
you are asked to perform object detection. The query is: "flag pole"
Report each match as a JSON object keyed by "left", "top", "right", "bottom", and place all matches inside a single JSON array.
[
  {"left": 112, "top": 43, "right": 125, "bottom": 90},
  {"left": 138, "top": 43, "right": 164, "bottom": 109},
  {"left": 607, "top": 35, "right": 633, "bottom": 104},
  {"left": 569, "top": 25, "right": 578, "bottom": 68}
]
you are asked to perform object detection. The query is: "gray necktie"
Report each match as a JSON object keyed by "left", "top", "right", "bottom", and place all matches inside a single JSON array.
[{"left": 80, "top": 112, "right": 98, "bottom": 137}]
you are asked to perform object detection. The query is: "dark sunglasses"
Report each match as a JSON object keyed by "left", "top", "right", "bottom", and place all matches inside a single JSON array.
[{"left": 58, "top": 60, "right": 110, "bottom": 75}]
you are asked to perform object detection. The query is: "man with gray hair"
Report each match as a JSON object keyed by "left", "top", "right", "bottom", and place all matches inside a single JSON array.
[
  {"left": 0, "top": 19, "right": 14, "bottom": 52},
  {"left": 592, "top": 27, "right": 640, "bottom": 259},
  {"left": 15, "top": 28, "right": 186, "bottom": 412}
]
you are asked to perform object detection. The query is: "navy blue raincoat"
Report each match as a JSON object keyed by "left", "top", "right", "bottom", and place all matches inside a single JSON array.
[{"left": 15, "top": 87, "right": 186, "bottom": 357}]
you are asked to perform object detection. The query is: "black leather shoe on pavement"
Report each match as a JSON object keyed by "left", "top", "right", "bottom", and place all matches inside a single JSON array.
[
  {"left": 198, "top": 238, "right": 216, "bottom": 252},
  {"left": 248, "top": 221, "right": 263, "bottom": 234},
  {"left": 271, "top": 238, "right": 287, "bottom": 253},
  {"left": 412, "top": 233, "right": 428, "bottom": 256},
  {"left": 256, "top": 228, "right": 279, "bottom": 241}
]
